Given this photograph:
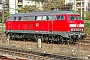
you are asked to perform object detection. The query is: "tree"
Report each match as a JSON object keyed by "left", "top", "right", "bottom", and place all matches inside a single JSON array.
[
  {"left": 18, "top": 5, "right": 37, "bottom": 13},
  {"left": 4, "top": 12, "right": 10, "bottom": 21},
  {"left": 42, "top": 0, "right": 65, "bottom": 11},
  {"left": 61, "top": 3, "right": 73, "bottom": 11},
  {"left": 84, "top": 12, "right": 90, "bottom": 20},
  {"left": 42, "top": 2, "right": 51, "bottom": 11},
  {"left": 76, "top": 10, "right": 90, "bottom": 20},
  {"left": 0, "top": 11, "right": 10, "bottom": 23},
  {"left": 32, "top": 0, "right": 46, "bottom": 2}
]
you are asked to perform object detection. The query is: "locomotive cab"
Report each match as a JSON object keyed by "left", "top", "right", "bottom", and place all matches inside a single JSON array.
[{"left": 68, "top": 14, "right": 86, "bottom": 41}]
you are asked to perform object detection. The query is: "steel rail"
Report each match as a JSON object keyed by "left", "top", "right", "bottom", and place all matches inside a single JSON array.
[{"left": 0, "top": 46, "right": 83, "bottom": 60}]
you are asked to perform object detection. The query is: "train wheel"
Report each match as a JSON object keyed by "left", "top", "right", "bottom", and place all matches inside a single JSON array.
[
  {"left": 61, "top": 37, "right": 64, "bottom": 44},
  {"left": 46, "top": 36, "right": 51, "bottom": 44},
  {"left": 46, "top": 40, "right": 49, "bottom": 44},
  {"left": 71, "top": 38, "right": 77, "bottom": 45},
  {"left": 8, "top": 33, "right": 13, "bottom": 40},
  {"left": 9, "top": 33, "right": 13, "bottom": 40},
  {"left": 63, "top": 38, "right": 67, "bottom": 45},
  {"left": 57, "top": 36, "right": 61, "bottom": 44},
  {"left": 59, "top": 36, "right": 64, "bottom": 44},
  {"left": 47, "top": 40, "right": 51, "bottom": 44},
  {"left": 67, "top": 40, "right": 70, "bottom": 45},
  {"left": 34, "top": 35, "right": 39, "bottom": 42}
]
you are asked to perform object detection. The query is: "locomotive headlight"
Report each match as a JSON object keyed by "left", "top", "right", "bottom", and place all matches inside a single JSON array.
[
  {"left": 82, "top": 29, "right": 83, "bottom": 31},
  {"left": 71, "top": 29, "right": 73, "bottom": 31},
  {"left": 73, "top": 29, "right": 75, "bottom": 31}
]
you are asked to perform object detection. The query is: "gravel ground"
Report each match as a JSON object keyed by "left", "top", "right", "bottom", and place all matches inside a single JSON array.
[{"left": 0, "top": 35, "right": 90, "bottom": 60}]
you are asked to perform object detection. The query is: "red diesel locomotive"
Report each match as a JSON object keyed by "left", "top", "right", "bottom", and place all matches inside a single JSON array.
[{"left": 5, "top": 11, "right": 86, "bottom": 43}]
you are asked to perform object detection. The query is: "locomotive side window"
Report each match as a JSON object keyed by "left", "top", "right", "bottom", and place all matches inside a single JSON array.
[
  {"left": 9, "top": 17, "right": 14, "bottom": 20},
  {"left": 18, "top": 17, "right": 21, "bottom": 20},
  {"left": 35, "top": 16, "right": 37, "bottom": 20},
  {"left": 35, "top": 16, "right": 47, "bottom": 20},
  {"left": 69, "top": 15, "right": 76, "bottom": 20},
  {"left": 48, "top": 16, "right": 56, "bottom": 20},
  {"left": 35, "top": 16, "right": 42, "bottom": 20},
  {"left": 21, "top": 16, "right": 34, "bottom": 20},
  {"left": 8, "top": 17, "right": 17, "bottom": 21},
  {"left": 42, "top": 16, "right": 47, "bottom": 20},
  {"left": 14, "top": 17, "right": 16, "bottom": 20},
  {"left": 35, "top": 15, "right": 56, "bottom": 20},
  {"left": 28, "top": 16, "right": 34, "bottom": 20},
  {"left": 22, "top": 16, "right": 28, "bottom": 20},
  {"left": 57, "top": 16, "right": 64, "bottom": 20}
]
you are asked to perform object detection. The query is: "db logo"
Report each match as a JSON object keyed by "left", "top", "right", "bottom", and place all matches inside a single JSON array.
[{"left": 36, "top": 23, "right": 39, "bottom": 27}]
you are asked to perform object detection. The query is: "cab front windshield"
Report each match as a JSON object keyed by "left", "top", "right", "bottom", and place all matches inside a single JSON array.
[
  {"left": 69, "top": 15, "right": 82, "bottom": 20},
  {"left": 76, "top": 15, "right": 82, "bottom": 20},
  {"left": 69, "top": 15, "right": 76, "bottom": 20}
]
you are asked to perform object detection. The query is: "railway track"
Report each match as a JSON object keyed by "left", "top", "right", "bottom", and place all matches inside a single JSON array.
[
  {"left": 0, "top": 46, "right": 83, "bottom": 60},
  {"left": 0, "top": 55, "right": 27, "bottom": 60},
  {"left": 0, "top": 32, "right": 89, "bottom": 60},
  {"left": 77, "top": 35, "right": 90, "bottom": 45}
]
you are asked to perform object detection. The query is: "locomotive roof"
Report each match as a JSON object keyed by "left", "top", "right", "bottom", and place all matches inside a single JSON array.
[{"left": 10, "top": 11, "right": 79, "bottom": 17}]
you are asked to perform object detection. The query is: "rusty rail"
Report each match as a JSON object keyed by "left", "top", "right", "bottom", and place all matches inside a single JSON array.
[{"left": 0, "top": 46, "right": 83, "bottom": 60}]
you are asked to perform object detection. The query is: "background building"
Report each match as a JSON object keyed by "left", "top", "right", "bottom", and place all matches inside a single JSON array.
[
  {"left": 0, "top": 0, "right": 2, "bottom": 16},
  {"left": 65, "top": 0, "right": 90, "bottom": 12},
  {"left": 0, "top": 0, "right": 2, "bottom": 10},
  {"left": 5, "top": 0, "right": 90, "bottom": 14},
  {"left": 9, "top": 0, "right": 43, "bottom": 14}
]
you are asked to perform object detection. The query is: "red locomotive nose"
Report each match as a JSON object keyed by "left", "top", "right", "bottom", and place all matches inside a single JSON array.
[{"left": 68, "top": 14, "right": 84, "bottom": 32}]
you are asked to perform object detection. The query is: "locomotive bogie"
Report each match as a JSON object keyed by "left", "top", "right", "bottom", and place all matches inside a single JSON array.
[{"left": 5, "top": 31, "right": 84, "bottom": 44}]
